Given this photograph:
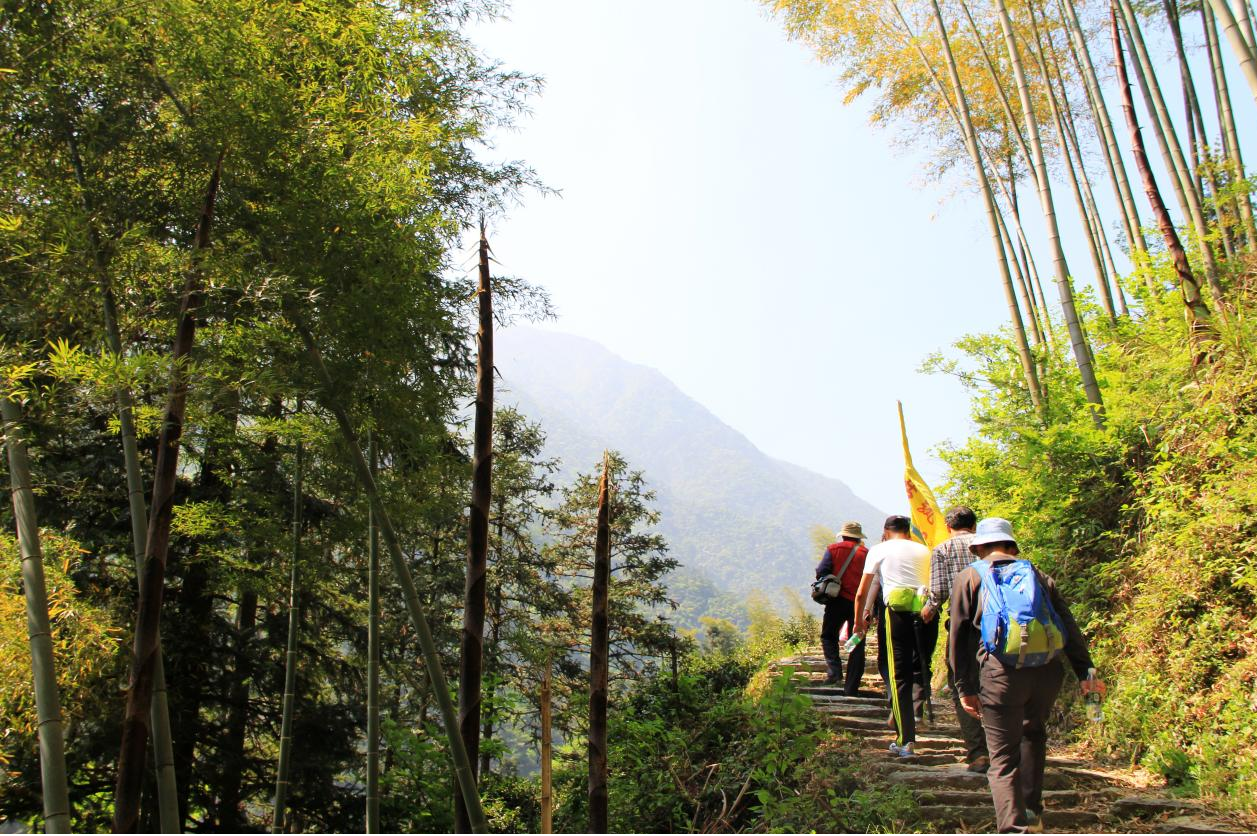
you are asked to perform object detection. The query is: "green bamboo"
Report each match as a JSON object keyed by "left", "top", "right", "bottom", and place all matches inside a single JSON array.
[
  {"left": 1204, "top": 1, "right": 1257, "bottom": 247},
  {"left": 1060, "top": 0, "right": 1146, "bottom": 254},
  {"left": 996, "top": 0, "right": 1105, "bottom": 420},
  {"left": 272, "top": 430, "right": 302, "bottom": 834},
  {"left": 2, "top": 396, "right": 72, "bottom": 833},
  {"left": 904, "top": 0, "right": 1046, "bottom": 417},
  {"left": 366, "top": 431, "right": 380, "bottom": 834},
  {"left": 292, "top": 315, "right": 488, "bottom": 833}
]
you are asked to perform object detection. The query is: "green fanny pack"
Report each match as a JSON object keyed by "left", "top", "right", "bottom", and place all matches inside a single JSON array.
[{"left": 886, "top": 585, "right": 927, "bottom": 614}]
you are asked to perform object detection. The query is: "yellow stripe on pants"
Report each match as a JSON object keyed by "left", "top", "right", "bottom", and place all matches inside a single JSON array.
[{"left": 884, "top": 606, "right": 905, "bottom": 746}]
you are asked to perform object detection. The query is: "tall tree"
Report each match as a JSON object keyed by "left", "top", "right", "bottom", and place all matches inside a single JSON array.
[
  {"left": 1203, "top": 1, "right": 1257, "bottom": 246},
  {"left": 366, "top": 432, "right": 380, "bottom": 834}
]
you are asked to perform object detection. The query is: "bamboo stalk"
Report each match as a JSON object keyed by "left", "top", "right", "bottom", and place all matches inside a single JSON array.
[
  {"left": 455, "top": 225, "right": 495, "bottom": 832},
  {"left": 996, "top": 0, "right": 1105, "bottom": 421},
  {"left": 1059, "top": 0, "right": 1147, "bottom": 254},
  {"left": 67, "top": 133, "right": 182, "bottom": 834},
  {"left": 2, "top": 397, "right": 72, "bottom": 834},
  {"left": 366, "top": 432, "right": 380, "bottom": 834},
  {"left": 1204, "top": 1, "right": 1257, "bottom": 247},
  {"left": 1116, "top": 0, "right": 1228, "bottom": 311},
  {"left": 915, "top": 0, "right": 1046, "bottom": 417},
  {"left": 291, "top": 315, "right": 488, "bottom": 833},
  {"left": 272, "top": 429, "right": 302, "bottom": 834},
  {"left": 589, "top": 452, "right": 611, "bottom": 833},
  {"left": 114, "top": 149, "right": 225, "bottom": 834},
  {"left": 1112, "top": 8, "right": 1216, "bottom": 346}
]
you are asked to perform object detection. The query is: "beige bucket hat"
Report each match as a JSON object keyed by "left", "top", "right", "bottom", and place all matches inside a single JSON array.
[{"left": 839, "top": 521, "right": 866, "bottom": 540}]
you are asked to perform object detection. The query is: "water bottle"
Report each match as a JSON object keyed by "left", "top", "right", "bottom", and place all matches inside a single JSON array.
[
  {"left": 843, "top": 632, "right": 863, "bottom": 654},
  {"left": 1085, "top": 668, "right": 1104, "bottom": 723}
]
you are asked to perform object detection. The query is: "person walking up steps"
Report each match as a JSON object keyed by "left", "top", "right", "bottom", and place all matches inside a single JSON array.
[
  {"left": 921, "top": 505, "right": 990, "bottom": 774},
  {"left": 949, "top": 518, "right": 1106, "bottom": 833},
  {"left": 815, "top": 522, "right": 869, "bottom": 694},
  {"left": 854, "top": 515, "right": 934, "bottom": 758}
]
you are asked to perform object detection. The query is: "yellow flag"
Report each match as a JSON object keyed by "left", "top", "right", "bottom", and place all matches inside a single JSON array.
[{"left": 897, "top": 401, "right": 949, "bottom": 549}]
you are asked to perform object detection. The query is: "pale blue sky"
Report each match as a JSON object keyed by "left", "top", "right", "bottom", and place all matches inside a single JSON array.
[{"left": 467, "top": 0, "right": 1255, "bottom": 513}]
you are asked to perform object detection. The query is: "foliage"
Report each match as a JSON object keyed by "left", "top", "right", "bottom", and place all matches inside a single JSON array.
[{"left": 931, "top": 253, "right": 1257, "bottom": 811}]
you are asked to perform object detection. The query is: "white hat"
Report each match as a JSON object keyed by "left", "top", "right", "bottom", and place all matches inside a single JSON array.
[{"left": 969, "top": 517, "right": 1018, "bottom": 551}]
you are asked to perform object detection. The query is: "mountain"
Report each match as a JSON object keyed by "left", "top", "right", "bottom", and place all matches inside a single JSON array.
[{"left": 495, "top": 326, "right": 886, "bottom": 622}]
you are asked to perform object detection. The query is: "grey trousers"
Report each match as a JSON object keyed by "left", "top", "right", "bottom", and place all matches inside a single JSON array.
[
  {"left": 979, "top": 658, "right": 1065, "bottom": 833},
  {"left": 944, "top": 619, "right": 989, "bottom": 763}
]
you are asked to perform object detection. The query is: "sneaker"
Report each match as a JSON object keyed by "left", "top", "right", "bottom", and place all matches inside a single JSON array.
[
  {"left": 966, "top": 756, "right": 990, "bottom": 774},
  {"left": 888, "top": 742, "right": 916, "bottom": 758},
  {"left": 1024, "top": 809, "right": 1044, "bottom": 833}
]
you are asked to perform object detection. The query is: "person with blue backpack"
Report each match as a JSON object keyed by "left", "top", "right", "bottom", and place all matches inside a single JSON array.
[{"left": 948, "top": 518, "right": 1106, "bottom": 833}]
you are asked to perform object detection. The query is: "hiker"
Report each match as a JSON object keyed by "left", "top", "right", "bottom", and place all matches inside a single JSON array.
[
  {"left": 948, "top": 518, "right": 1106, "bottom": 833},
  {"left": 814, "top": 522, "right": 869, "bottom": 694},
  {"left": 854, "top": 515, "right": 935, "bottom": 758},
  {"left": 921, "top": 505, "right": 990, "bottom": 774}
]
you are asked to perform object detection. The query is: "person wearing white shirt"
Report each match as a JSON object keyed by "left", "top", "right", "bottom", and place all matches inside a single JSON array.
[{"left": 854, "top": 515, "right": 935, "bottom": 757}]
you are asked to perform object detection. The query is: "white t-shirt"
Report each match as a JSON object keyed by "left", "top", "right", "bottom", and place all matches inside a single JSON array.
[{"left": 863, "top": 538, "right": 931, "bottom": 603}]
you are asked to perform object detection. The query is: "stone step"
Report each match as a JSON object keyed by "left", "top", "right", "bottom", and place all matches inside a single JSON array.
[
  {"left": 884, "top": 764, "right": 1072, "bottom": 792},
  {"left": 800, "top": 688, "right": 884, "bottom": 703},
  {"left": 913, "top": 788, "right": 1088, "bottom": 808},
  {"left": 818, "top": 714, "right": 892, "bottom": 732},
  {"left": 809, "top": 703, "right": 885, "bottom": 719},
  {"left": 916, "top": 804, "right": 995, "bottom": 828}
]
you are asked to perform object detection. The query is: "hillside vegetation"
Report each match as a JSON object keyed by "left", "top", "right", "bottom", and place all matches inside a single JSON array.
[{"left": 932, "top": 253, "right": 1257, "bottom": 810}]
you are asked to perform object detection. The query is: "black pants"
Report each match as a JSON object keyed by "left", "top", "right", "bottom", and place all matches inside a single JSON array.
[
  {"left": 945, "top": 617, "right": 989, "bottom": 763},
  {"left": 980, "top": 658, "right": 1064, "bottom": 833},
  {"left": 820, "top": 597, "right": 865, "bottom": 695},
  {"left": 884, "top": 607, "right": 938, "bottom": 746}
]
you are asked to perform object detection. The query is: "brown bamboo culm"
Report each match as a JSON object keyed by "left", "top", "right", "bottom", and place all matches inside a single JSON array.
[
  {"left": 113, "top": 149, "right": 225, "bottom": 834},
  {"left": 1111, "top": 6, "right": 1215, "bottom": 344},
  {"left": 456, "top": 224, "right": 495, "bottom": 832},
  {"left": 589, "top": 453, "right": 612, "bottom": 833}
]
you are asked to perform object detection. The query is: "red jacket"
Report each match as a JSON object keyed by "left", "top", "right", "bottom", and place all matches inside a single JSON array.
[{"left": 816, "top": 541, "right": 867, "bottom": 601}]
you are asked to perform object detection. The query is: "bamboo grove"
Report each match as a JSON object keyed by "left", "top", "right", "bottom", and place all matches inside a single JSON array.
[
  {"left": 0, "top": 0, "right": 683, "bottom": 831},
  {"left": 768, "top": 0, "right": 1257, "bottom": 408}
]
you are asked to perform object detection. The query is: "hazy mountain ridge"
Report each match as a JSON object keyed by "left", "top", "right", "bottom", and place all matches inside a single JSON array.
[{"left": 497, "top": 327, "right": 886, "bottom": 619}]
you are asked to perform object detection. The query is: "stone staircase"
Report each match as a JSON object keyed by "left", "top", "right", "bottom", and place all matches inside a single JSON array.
[{"left": 771, "top": 643, "right": 1243, "bottom": 833}]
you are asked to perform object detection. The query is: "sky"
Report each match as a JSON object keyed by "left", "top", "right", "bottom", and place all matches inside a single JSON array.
[{"left": 465, "top": 0, "right": 1255, "bottom": 514}]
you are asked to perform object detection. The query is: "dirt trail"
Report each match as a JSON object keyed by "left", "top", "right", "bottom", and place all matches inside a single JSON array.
[{"left": 771, "top": 641, "right": 1245, "bottom": 833}]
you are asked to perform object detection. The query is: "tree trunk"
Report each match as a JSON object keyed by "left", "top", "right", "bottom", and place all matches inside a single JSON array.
[
  {"left": 957, "top": 0, "right": 1035, "bottom": 185},
  {"left": 67, "top": 134, "right": 182, "bottom": 834},
  {"left": 1204, "top": 1, "right": 1257, "bottom": 247},
  {"left": 1112, "top": 8, "right": 1216, "bottom": 346},
  {"left": 217, "top": 587, "right": 256, "bottom": 831},
  {"left": 1060, "top": 0, "right": 1147, "bottom": 254},
  {"left": 366, "top": 432, "right": 380, "bottom": 834},
  {"left": 2, "top": 397, "right": 72, "bottom": 834},
  {"left": 292, "top": 315, "right": 487, "bottom": 832},
  {"left": 113, "top": 149, "right": 224, "bottom": 834},
  {"left": 996, "top": 0, "right": 1105, "bottom": 421},
  {"left": 272, "top": 430, "right": 302, "bottom": 834},
  {"left": 540, "top": 660, "right": 553, "bottom": 835},
  {"left": 589, "top": 453, "right": 611, "bottom": 833},
  {"left": 455, "top": 225, "right": 495, "bottom": 832}
]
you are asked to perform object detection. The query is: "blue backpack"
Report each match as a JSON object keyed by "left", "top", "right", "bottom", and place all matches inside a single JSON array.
[{"left": 973, "top": 559, "right": 1067, "bottom": 668}]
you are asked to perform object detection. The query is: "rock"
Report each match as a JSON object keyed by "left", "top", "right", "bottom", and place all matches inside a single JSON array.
[
  {"left": 1153, "top": 815, "right": 1241, "bottom": 833},
  {"left": 1112, "top": 796, "right": 1205, "bottom": 819}
]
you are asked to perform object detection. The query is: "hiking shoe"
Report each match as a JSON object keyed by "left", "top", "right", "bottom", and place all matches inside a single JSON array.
[
  {"left": 966, "top": 756, "right": 990, "bottom": 774},
  {"left": 888, "top": 742, "right": 915, "bottom": 758},
  {"left": 1024, "top": 809, "right": 1044, "bottom": 833},
  {"left": 822, "top": 676, "right": 841, "bottom": 687}
]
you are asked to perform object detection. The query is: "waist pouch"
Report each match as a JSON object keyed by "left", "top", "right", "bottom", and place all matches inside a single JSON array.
[{"left": 886, "top": 585, "right": 926, "bottom": 614}]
